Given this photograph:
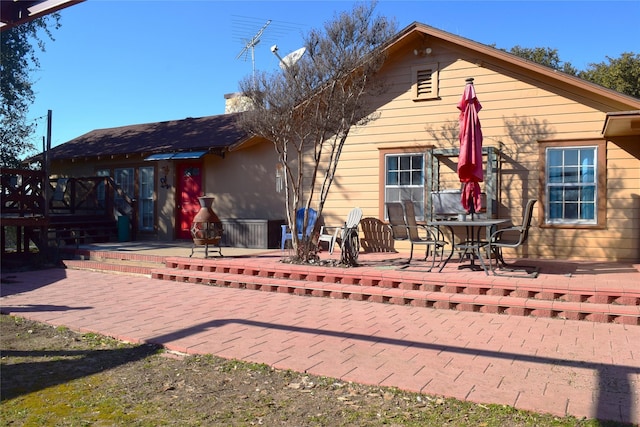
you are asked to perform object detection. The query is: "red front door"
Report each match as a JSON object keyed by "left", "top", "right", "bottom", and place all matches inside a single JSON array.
[{"left": 176, "top": 162, "right": 203, "bottom": 239}]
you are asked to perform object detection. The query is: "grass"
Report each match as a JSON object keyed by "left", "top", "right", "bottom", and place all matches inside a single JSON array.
[{"left": 1, "top": 315, "right": 630, "bottom": 427}]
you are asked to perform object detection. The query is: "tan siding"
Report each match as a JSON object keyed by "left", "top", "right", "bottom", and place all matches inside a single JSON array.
[
  {"left": 206, "top": 143, "right": 286, "bottom": 220},
  {"left": 603, "top": 142, "right": 640, "bottom": 261}
]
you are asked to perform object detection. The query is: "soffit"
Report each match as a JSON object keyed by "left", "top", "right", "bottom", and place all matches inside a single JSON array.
[{"left": 602, "top": 111, "right": 640, "bottom": 138}]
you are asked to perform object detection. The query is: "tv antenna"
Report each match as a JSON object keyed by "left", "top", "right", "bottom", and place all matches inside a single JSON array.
[
  {"left": 270, "top": 45, "right": 306, "bottom": 70},
  {"left": 236, "top": 19, "right": 271, "bottom": 85}
]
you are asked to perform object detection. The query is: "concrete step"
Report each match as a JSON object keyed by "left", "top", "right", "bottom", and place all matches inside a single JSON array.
[
  {"left": 75, "top": 249, "right": 167, "bottom": 265},
  {"left": 61, "top": 249, "right": 167, "bottom": 276},
  {"left": 62, "top": 259, "right": 156, "bottom": 276}
]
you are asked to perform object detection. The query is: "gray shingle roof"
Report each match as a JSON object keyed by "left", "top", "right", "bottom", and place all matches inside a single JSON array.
[{"left": 46, "top": 113, "right": 249, "bottom": 161}]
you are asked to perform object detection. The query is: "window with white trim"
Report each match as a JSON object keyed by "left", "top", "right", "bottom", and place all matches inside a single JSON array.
[
  {"left": 545, "top": 146, "right": 597, "bottom": 224},
  {"left": 139, "top": 166, "right": 155, "bottom": 231},
  {"left": 385, "top": 153, "right": 424, "bottom": 220},
  {"left": 114, "top": 168, "right": 134, "bottom": 214}
]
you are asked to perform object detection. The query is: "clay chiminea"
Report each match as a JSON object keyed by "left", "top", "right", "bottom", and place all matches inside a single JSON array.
[{"left": 190, "top": 196, "right": 223, "bottom": 257}]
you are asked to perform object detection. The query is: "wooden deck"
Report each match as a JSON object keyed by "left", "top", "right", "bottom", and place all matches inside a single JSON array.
[{"left": 1, "top": 168, "right": 133, "bottom": 258}]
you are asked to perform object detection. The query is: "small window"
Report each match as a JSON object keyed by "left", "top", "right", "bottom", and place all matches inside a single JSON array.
[
  {"left": 412, "top": 64, "right": 439, "bottom": 100},
  {"left": 540, "top": 140, "right": 606, "bottom": 227}
]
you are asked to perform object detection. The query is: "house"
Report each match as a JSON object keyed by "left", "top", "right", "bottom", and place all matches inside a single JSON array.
[
  {"left": 41, "top": 112, "right": 286, "bottom": 248},
  {"left": 316, "top": 22, "right": 640, "bottom": 263},
  {"left": 43, "top": 22, "right": 640, "bottom": 262}
]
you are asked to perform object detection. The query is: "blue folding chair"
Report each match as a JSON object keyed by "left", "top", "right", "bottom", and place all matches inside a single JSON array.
[{"left": 281, "top": 208, "right": 318, "bottom": 251}]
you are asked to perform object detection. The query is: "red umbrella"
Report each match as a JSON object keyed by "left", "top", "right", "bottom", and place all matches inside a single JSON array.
[{"left": 457, "top": 78, "right": 483, "bottom": 215}]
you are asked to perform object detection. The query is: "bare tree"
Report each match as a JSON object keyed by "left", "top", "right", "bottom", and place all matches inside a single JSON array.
[{"left": 238, "top": 2, "right": 396, "bottom": 263}]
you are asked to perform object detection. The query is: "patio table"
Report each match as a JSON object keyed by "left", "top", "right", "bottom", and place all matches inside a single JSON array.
[{"left": 428, "top": 218, "right": 510, "bottom": 274}]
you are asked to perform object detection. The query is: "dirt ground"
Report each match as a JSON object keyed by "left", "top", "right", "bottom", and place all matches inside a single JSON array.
[{"left": 1, "top": 315, "right": 600, "bottom": 427}]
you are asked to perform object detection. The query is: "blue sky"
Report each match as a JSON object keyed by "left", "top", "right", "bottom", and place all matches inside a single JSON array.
[{"left": 27, "top": 0, "right": 639, "bottom": 149}]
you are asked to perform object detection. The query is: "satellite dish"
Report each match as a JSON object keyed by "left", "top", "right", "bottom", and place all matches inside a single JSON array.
[
  {"left": 281, "top": 47, "right": 306, "bottom": 69},
  {"left": 272, "top": 46, "right": 306, "bottom": 70}
]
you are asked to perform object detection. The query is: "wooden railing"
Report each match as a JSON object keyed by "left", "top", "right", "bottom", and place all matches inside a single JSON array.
[
  {"left": 47, "top": 176, "right": 138, "bottom": 238},
  {"left": 1, "top": 168, "right": 137, "bottom": 242},
  {"left": 49, "top": 176, "right": 110, "bottom": 215},
  {"left": 1, "top": 168, "right": 46, "bottom": 217},
  {"left": 2, "top": 168, "right": 134, "bottom": 217}
]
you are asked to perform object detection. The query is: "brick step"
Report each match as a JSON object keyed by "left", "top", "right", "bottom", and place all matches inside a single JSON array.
[
  {"left": 163, "top": 257, "right": 640, "bottom": 308},
  {"left": 61, "top": 253, "right": 639, "bottom": 325},
  {"left": 150, "top": 267, "right": 640, "bottom": 325}
]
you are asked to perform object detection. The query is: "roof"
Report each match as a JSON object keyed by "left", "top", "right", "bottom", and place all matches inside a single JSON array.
[
  {"left": 1, "top": 0, "right": 84, "bottom": 32},
  {"left": 43, "top": 21, "right": 640, "bottom": 161},
  {"left": 44, "top": 113, "right": 250, "bottom": 161}
]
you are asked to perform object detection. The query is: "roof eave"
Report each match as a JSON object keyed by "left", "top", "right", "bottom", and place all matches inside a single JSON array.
[
  {"left": 602, "top": 110, "right": 640, "bottom": 138},
  {"left": 228, "top": 135, "right": 267, "bottom": 152}
]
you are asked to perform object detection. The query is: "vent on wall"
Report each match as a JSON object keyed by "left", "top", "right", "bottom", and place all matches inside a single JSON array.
[
  {"left": 412, "top": 63, "right": 439, "bottom": 101},
  {"left": 417, "top": 69, "right": 434, "bottom": 96}
]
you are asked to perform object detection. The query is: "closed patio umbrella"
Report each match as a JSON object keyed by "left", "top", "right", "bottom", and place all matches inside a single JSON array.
[{"left": 457, "top": 78, "right": 483, "bottom": 216}]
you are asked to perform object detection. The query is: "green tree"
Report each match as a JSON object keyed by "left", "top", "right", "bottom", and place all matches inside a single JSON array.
[
  {"left": 238, "top": 2, "right": 396, "bottom": 263},
  {"left": 0, "top": 15, "right": 60, "bottom": 168},
  {"left": 505, "top": 45, "right": 639, "bottom": 98},
  {"left": 579, "top": 52, "right": 640, "bottom": 99},
  {"left": 506, "top": 45, "right": 578, "bottom": 75}
]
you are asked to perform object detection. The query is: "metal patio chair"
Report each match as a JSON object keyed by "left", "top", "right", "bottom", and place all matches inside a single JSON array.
[
  {"left": 403, "top": 200, "right": 448, "bottom": 269},
  {"left": 484, "top": 199, "right": 539, "bottom": 278},
  {"left": 386, "top": 201, "right": 447, "bottom": 270}
]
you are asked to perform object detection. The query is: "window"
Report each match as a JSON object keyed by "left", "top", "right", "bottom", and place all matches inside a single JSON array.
[
  {"left": 384, "top": 153, "right": 425, "bottom": 220},
  {"left": 112, "top": 167, "right": 156, "bottom": 232},
  {"left": 412, "top": 64, "right": 439, "bottom": 101},
  {"left": 96, "top": 169, "right": 110, "bottom": 208},
  {"left": 139, "top": 166, "right": 155, "bottom": 231},
  {"left": 114, "top": 168, "right": 134, "bottom": 214},
  {"left": 541, "top": 141, "right": 605, "bottom": 226}
]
